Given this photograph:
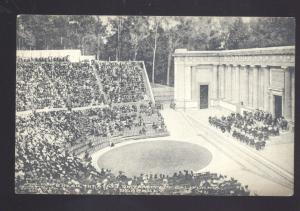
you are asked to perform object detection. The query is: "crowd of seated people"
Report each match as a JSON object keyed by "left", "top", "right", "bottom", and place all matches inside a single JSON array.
[
  {"left": 43, "top": 61, "right": 104, "bottom": 108},
  {"left": 93, "top": 61, "right": 147, "bottom": 104},
  {"left": 16, "top": 61, "right": 66, "bottom": 111},
  {"left": 15, "top": 99, "right": 171, "bottom": 194},
  {"left": 15, "top": 98, "right": 249, "bottom": 196},
  {"left": 16, "top": 57, "right": 167, "bottom": 147},
  {"left": 17, "top": 56, "right": 69, "bottom": 63},
  {"left": 15, "top": 132, "right": 102, "bottom": 194},
  {"left": 15, "top": 57, "right": 190, "bottom": 195},
  {"left": 15, "top": 97, "right": 249, "bottom": 195},
  {"left": 208, "top": 109, "right": 289, "bottom": 150},
  {"left": 16, "top": 59, "right": 107, "bottom": 111},
  {"left": 15, "top": 129, "right": 250, "bottom": 195},
  {"left": 16, "top": 101, "right": 167, "bottom": 149},
  {"left": 16, "top": 59, "right": 149, "bottom": 111}
]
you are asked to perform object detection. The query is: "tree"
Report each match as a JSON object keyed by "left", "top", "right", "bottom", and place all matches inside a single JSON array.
[
  {"left": 17, "top": 15, "right": 52, "bottom": 50},
  {"left": 16, "top": 15, "right": 295, "bottom": 87},
  {"left": 246, "top": 17, "right": 295, "bottom": 48},
  {"left": 160, "top": 17, "right": 225, "bottom": 85},
  {"left": 152, "top": 20, "right": 159, "bottom": 84},
  {"left": 104, "top": 16, "right": 129, "bottom": 61},
  {"left": 145, "top": 16, "right": 161, "bottom": 84},
  {"left": 17, "top": 17, "right": 36, "bottom": 50},
  {"left": 127, "top": 16, "right": 150, "bottom": 60},
  {"left": 95, "top": 16, "right": 105, "bottom": 59},
  {"left": 111, "top": 16, "right": 127, "bottom": 60},
  {"left": 223, "top": 18, "right": 250, "bottom": 50},
  {"left": 16, "top": 15, "right": 107, "bottom": 54},
  {"left": 75, "top": 16, "right": 106, "bottom": 56},
  {"left": 162, "top": 17, "right": 188, "bottom": 85}
]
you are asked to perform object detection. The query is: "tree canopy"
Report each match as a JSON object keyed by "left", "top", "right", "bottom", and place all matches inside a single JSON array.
[{"left": 17, "top": 15, "right": 295, "bottom": 86}]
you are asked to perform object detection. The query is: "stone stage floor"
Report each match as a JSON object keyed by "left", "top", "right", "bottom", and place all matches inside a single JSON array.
[{"left": 184, "top": 107, "right": 294, "bottom": 175}]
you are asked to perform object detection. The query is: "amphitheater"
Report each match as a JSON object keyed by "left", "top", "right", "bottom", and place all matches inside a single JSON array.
[{"left": 15, "top": 47, "right": 294, "bottom": 196}]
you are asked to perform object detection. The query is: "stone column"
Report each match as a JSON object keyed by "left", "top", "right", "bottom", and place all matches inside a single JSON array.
[
  {"left": 224, "top": 65, "right": 227, "bottom": 100},
  {"left": 252, "top": 65, "right": 259, "bottom": 109},
  {"left": 262, "top": 65, "right": 270, "bottom": 112},
  {"left": 258, "top": 67, "right": 264, "bottom": 109},
  {"left": 226, "top": 65, "right": 231, "bottom": 100},
  {"left": 231, "top": 65, "right": 235, "bottom": 102},
  {"left": 218, "top": 65, "right": 222, "bottom": 99},
  {"left": 248, "top": 67, "right": 253, "bottom": 107},
  {"left": 231, "top": 65, "right": 234, "bottom": 102},
  {"left": 283, "top": 66, "right": 291, "bottom": 120},
  {"left": 239, "top": 65, "right": 245, "bottom": 106},
  {"left": 210, "top": 66, "right": 213, "bottom": 102},
  {"left": 232, "top": 65, "right": 240, "bottom": 104},
  {"left": 212, "top": 65, "right": 218, "bottom": 99},
  {"left": 228, "top": 65, "right": 233, "bottom": 101},
  {"left": 217, "top": 65, "right": 220, "bottom": 99},
  {"left": 174, "top": 58, "right": 185, "bottom": 104},
  {"left": 219, "top": 65, "right": 225, "bottom": 99},
  {"left": 291, "top": 68, "right": 295, "bottom": 121},
  {"left": 245, "top": 65, "right": 249, "bottom": 106},
  {"left": 184, "top": 65, "right": 192, "bottom": 101}
]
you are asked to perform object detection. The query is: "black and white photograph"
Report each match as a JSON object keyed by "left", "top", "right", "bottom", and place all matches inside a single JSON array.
[{"left": 15, "top": 15, "right": 295, "bottom": 196}]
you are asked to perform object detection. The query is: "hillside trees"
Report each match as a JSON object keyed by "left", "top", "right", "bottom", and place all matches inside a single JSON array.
[{"left": 17, "top": 16, "right": 295, "bottom": 86}]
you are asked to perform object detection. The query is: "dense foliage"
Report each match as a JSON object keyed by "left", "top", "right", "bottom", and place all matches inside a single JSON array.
[{"left": 17, "top": 16, "right": 295, "bottom": 86}]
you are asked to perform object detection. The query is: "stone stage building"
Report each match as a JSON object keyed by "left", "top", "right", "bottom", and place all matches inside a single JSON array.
[{"left": 173, "top": 46, "right": 295, "bottom": 123}]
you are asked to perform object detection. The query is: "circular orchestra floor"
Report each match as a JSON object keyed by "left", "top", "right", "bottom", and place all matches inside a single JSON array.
[{"left": 97, "top": 140, "right": 213, "bottom": 177}]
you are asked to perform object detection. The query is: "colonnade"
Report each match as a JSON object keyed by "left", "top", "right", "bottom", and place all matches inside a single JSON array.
[
  {"left": 211, "top": 64, "right": 293, "bottom": 121},
  {"left": 173, "top": 46, "right": 295, "bottom": 122}
]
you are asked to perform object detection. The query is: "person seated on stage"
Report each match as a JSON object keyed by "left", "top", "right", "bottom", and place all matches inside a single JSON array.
[{"left": 170, "top": 100, "right": 176, "bottom": 109}]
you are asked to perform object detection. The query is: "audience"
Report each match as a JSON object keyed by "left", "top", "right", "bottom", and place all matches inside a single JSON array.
[
  {"left": 94, "top": 61, "right": 147, "bottom": 104},
  {"left": 16, "top": 61, "right": 66, "bottom": 111},
  {"left": 15, "top": 57, "right": 250, "bottom": 195},
  {"left": 16, "top": 60, "right": 149, "bottom": 111},
  {"left": 15, "top": 131, "right": 249, "bottom": 195}
]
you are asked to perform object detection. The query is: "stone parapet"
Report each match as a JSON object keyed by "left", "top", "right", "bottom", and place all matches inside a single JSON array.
[{"left": 174, "top": 46, "right": 295, "bottom": 67}]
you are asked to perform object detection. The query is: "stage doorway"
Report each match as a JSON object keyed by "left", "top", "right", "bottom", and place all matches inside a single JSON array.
[
  {"left": 274, "top": 95, "right": 282, "bottom": 118},
  {"left": 200, "top": 85, "right": 208, "bottom": 109}
]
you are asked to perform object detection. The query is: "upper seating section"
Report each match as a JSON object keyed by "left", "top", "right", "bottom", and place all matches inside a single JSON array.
[
  {"left": 16, "top": 59, "right": 150, "bottom": 112},
  {"left": 16, "top": 61, "right": 66, "bottom": 111},
  {"left": 47, "top": 61, "right": 103, "bottom": 108},
  {"left": 93, "top": 61, "right": 147, "bottom": 104}
]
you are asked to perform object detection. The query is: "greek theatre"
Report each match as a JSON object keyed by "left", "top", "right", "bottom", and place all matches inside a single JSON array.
[{"left": 173, "top": 46, "right": 295, "bottom": 123}]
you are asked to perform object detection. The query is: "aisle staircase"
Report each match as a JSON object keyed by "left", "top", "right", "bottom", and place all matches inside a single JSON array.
[
  {"left": 42, "top": 64, "right": 66, "bottom": 108},
  {"left": 90, "top": 63, "right": 104, "bottom": 94}
]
